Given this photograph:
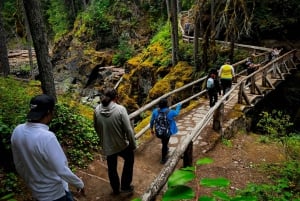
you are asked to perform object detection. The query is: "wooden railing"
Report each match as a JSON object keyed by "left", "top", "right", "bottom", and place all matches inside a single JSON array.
[{"left": 139, "top": 49, "right": 297, "bottom": 201}]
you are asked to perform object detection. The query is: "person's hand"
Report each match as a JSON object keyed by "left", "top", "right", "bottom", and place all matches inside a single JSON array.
[{"left": 77, "top": 188, "right": 86, "bottom": 197}]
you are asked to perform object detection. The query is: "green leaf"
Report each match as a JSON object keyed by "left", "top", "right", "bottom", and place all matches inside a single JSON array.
[
  {"left": 130, "top": 198, "right": 142, "bottom": 201},
  {"left": 168, "top": 169, "right": 195, "bottom": 187},
  {"left": 198, "top": 195, "right": 215, "bottom": 201},
  {"left": 230, "top": 196, "right": 257, "bottom": 201},
  {"left": 181, "top": 166, "right": 196, "bottom": 171},
  {"left": 212, "top": 191, "right": 230, "bottom": 200},
  {"left": 0, "top": 193, "right": 15, "bottom": 200},
  {"left": 163, "top": 185, "right": 195, "bottom": 201},
  {"left": 200, "top": 177, "right": 230, "bottom": 188},
  {"left": 196, "top": 157, "right": 213, "bottom": 165}
]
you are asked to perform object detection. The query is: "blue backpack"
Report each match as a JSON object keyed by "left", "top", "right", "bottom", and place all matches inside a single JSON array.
[{"left": 154, "top": 109, "right": 170, "bottom": 138}]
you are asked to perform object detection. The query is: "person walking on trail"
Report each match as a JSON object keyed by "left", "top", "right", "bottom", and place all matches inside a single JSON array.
[
  {"left": 270, "top": 47, "right": 283, "bottom": 61},
  {"left": 94, "top": 88, "right": 137, "bottom": 196},
  {"left": 219, "top": 59, "right": 235, "bottom": 97},
  {"left": 207, "top": 69, "right": 220, "bottom": 107},
  {"left": 150, "top": 98, "right": 181, "bottom": 164},
  {"left": 11, "top": 94, "right": 85, "bottom": 201},
  {"left": 245, "top": 58, "right": 260, "bottom": 86}
]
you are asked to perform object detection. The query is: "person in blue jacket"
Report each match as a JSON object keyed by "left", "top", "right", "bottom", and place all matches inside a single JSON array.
[{"left": 150, "top": 98, "right": 181, "bottom": 164}]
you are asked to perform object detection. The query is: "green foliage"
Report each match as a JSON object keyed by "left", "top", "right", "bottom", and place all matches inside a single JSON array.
[
  {"left": 0, "top": 193, "right": 16, "bottom": 201},
  {"left": 0, "top": 169, "right": 19, "bottom": 199},
  {"left": 150, "top": 23, "right": 172, "bottom": 50},
  {"left": 256, "top": 110, "right": 297, "bottom": 159},
  {"left": 178, "top": 40, "right": 194, "bottom": 64},
  {"left": 46, "top": 0, "right": 70, "bottom": 41},
  {"left": 221, "top": 138, "right": 233, "bottom": 147},
  {"left": 238, "top": 160, "right": 300, "bottom": 200},
  {"left": 285, "top": 134, "right": 300, "bottom": 160},
  {"left": 254, "top": 1, "right": 300, "bottom": 38},
  {"left": 168, "top": 167, "right": 196, "bottom": 187},
  {"left": 258, "top": 135, "right": 271, "bottom": 143},
  {"left": 50, "top": 103, "right": 99, "bottom": 168},
  {"left": 0, "top": 77, "right": 31, "bottom": 151},
  {"left": 1, "top": 0, "right": 17, "bottom": 30},
  {"left": 81, "top": 0, "right": 113, "bottom": 35},
  {"left": 257, "top": 110, "right": 293, "bottom": 138},
  {"left": 113, "top": 34, "right": 135, "bottom": 66}
]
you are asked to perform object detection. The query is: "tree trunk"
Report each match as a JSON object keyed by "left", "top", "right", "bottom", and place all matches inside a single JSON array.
[
  {"left": 22, "top": 0, "right": 57, "bottom": 100},
  {"left": 210, "top": 0, "right": 217, "bottom": 62},
  {"left": 21, "top": 1, "right": 34, "bottom": 77},
  {"left": 229, "top": 32, "right": 235, "bottom": 63},
  {"left": 177, "top": 0, "right": 181, "bottom": 13},
  {"left": 169, "top": 0, "right": 179, "bottom": 66},
  {"left": 202, "top": 29, "right": 209, "bottom": 72},
  {"left": 0, "top": 13, "right": 10, "bottom": 77},
  {"left": 194, "top": 12, "right": 200, "bottom": 71}
]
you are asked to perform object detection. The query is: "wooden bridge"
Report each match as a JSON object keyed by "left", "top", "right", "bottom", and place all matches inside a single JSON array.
[{"left": 76, "top": 48, "right": 298, "bottom": 201}]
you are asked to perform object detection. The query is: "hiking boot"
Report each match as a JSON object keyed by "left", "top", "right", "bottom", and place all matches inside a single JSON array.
[
  {"left": 110, "top": 190, "right": 120, "bottom": 196},
  {"left": 121, "top": 185, "right": 134, "bottom": 194},
  {"left": 160, "top": 156, "right": 168, "bottom": 164}
]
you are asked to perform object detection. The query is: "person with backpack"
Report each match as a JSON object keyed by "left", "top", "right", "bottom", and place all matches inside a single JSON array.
[
  {"left": 206, "top": 69, "right": 220, "bottom": 107},
  {"left": 150, "top": 98, "right": 181, "bottom": 164}
]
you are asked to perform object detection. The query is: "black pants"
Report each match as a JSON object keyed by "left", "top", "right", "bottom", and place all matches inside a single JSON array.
[
  {"left": 207, "top": 88, "right": 218, "bottom": 107},
  {"left": 106, "top": 146, "right": 134, "bottom": 192},
  {"left": 246, "top": 68, "right": 256, "bottom": 85},
  {"left": 220, "top": 78, "right": 232, "bottom": 95},
  {"left": 161, "top": 136, "right": 170, "bottom": 160}
]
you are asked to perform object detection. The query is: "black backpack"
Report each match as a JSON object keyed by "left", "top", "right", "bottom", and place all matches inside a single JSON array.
[{"left": 154, "top": 109, "right": 170, "bottom": 138}]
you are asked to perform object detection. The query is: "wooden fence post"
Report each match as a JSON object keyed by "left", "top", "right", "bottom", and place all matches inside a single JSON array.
[
  {"left": 213, "top": 103, "right": 224, "bottom": 131},
  {"left": 183, "top": 142, "right": 193, "bottom": 167}
]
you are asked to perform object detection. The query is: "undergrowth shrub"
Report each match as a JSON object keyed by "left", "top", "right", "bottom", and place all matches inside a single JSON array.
[
  {"left": 238, "top": 160, "right": 300, "bottom": 201},
  {"left": 256, "top": 110, "right": 299, "bottom": 159},
  {"left": 50, "top": 103, "right": 99, "bottom": 168}
]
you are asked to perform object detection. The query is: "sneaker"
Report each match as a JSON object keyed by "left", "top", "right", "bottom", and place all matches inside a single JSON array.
[{"left": 121, "top": 185, "right": 134, "bottom": 194}]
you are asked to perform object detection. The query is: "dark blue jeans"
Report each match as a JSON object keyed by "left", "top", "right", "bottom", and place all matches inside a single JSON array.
[
  {"left": 106, "top": 146, "right": 135, "bottom": 192},
  {"left": 43, "top": 191, "right": 73, "bottom": 201}
]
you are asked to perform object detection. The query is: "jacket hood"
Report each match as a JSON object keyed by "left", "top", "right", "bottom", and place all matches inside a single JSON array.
[{"left": 99, "top": 102, "right": 116, "bottom": 117}]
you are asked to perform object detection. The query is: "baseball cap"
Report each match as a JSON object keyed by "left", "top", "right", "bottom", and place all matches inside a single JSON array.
[{"left": 27, "top": 94, "right": 55, "bottom": 121}]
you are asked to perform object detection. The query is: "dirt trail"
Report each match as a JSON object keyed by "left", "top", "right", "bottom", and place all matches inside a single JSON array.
[{"left": 71, "top": 130, "right": 285, "bottom": 201}]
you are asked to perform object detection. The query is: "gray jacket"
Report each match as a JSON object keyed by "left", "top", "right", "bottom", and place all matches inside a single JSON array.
[{"left": 94, "top": 101, "right": 136, "bottom": 156}]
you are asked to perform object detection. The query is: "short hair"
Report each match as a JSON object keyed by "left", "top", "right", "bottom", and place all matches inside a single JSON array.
[
  {"left": 158, "top": 98, "right": 168, "bottom": 109},
  {"left": 101, "top": 88, "right": 118, "bottom": 107}
]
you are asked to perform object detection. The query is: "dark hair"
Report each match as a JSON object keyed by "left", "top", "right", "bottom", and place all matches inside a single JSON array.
[
  {"left": 101, "top": 88, "right": 118, "bottom": 107},
  {"left": 158, "top": 98, "right": 168, "bottom": 109}
]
